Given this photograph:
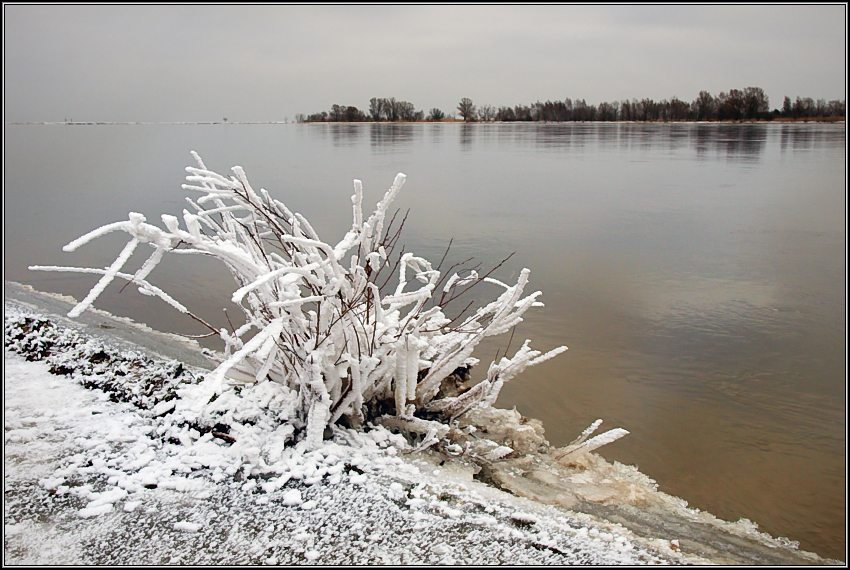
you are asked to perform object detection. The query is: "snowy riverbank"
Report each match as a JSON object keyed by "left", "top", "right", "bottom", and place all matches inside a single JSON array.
[{"left": 4, "top": 282, "right": 840, "bottom": 565}]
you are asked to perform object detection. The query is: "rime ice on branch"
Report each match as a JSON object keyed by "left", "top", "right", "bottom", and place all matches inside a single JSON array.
[{"left": 31, "top": 152, "right": 626, "bottom": 453}]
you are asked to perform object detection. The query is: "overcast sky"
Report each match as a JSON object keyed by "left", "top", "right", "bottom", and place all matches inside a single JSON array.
[{"left": 4, "top": 4, "right": 846, "bottom": 122}]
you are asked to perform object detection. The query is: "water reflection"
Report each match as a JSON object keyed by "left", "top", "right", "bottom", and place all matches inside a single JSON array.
[
  {"left": 450, "top": 122, "right": 772, "bottom": 162},
  {"left": 532, "top": 123, "right": 579, "bottom": 150},
  {"left": 695, "top": 124, "right": 767, "bottom": 162},
  {"left": 459, "top": 122, "right": 474, "bottom": 147},
  {"left": 595, "top": 123, "right": 621, "bottom": 149},
  {"left": 327, "top": 123, "right": 364, "bottom": 147},
  {"left": 303, "top": 121, "right": 838, "bottom": 162},
  {"left": 620, "top": 123, "right": 767, "bottom": 160},
  {"left": 780, "top": 122, "right": 847, "bottom": 152},
  {"left": 369, "top": 122, "right": 416, "bottom": 152},
  {"left": 426, "top": 122, "right": 446, "bottom": 145}
]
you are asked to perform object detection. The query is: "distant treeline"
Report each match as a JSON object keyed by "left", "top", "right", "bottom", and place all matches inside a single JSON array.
[{"left": 297, "top": 89, "right": 845, "bottom": 123}]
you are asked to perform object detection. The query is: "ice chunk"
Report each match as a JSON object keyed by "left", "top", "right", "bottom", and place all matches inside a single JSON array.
[
  {"left": 174, "top": 521, "right": 202, "bottom": 532},
  {"left": 282, "top": 489, "right": 302, "bottom": 506}
]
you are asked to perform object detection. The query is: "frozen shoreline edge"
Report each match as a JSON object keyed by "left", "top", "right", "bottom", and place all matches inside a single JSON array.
[{"left": 4, "top": 281, "right": 840, "bottom": 565}]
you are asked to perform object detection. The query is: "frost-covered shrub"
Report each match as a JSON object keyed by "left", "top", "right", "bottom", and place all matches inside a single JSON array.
[{"left": 31, "top": 153, "right": 623, "bottom": 452}]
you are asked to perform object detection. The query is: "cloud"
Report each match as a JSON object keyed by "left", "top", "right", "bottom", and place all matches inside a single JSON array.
[{"left": 4, "top": 5, "right": 845, "bottom": 122}]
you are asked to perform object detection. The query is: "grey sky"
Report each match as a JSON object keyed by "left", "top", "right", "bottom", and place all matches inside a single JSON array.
[{"left": 4, "top": 4, "right": 846, "bottom": 122}]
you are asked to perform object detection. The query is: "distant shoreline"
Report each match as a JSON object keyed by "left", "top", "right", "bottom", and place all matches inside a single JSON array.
[{"left": 5, "top": 118, "right": 845, "bottom": 126}]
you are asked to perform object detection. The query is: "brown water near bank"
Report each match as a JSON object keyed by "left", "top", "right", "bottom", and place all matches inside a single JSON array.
[{"left": 4, "top": 122, "right": 845, "bottom": 560}]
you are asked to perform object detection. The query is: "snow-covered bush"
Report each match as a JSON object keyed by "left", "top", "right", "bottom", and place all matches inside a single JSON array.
[{"left": 31, "top": 152, "right": 625, "bottom": 453}]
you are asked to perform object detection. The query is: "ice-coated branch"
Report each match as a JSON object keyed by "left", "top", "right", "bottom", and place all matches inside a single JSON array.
[{"left": 553, "top": 421, "right": 630, "bottom": 465}]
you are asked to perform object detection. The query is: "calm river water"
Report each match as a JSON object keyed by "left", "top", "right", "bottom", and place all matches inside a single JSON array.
[{"left": 4, "top": 122, "right": 845, "bottom": 560}]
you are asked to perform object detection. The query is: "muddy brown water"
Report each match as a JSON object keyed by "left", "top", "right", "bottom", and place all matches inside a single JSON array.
[{"left": 4, "top": 121, "right": 845, "bottom": 560}]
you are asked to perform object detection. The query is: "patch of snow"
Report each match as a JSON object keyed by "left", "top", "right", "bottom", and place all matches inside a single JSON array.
[{"left": 77, "top": 503, "right": 114, "bottom": 518}]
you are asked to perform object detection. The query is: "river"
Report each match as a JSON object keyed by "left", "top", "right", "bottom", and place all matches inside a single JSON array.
[{"left": 4, "top": 121, "right": 845, "bottom": 560}]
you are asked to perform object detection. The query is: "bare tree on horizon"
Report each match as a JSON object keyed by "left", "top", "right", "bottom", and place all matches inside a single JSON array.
[{"left": 458, "top": 98, "right": 476, "bottom": 122}]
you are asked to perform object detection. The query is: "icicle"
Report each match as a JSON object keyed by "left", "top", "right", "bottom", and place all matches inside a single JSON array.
[
  {"left": 569, "top": 419, "right": 603, "bottom": 447},
  {"left": 131, "top": 247, "right": 165, "bottom": 289},
  {"left": 369, "top": 173, "right": 406, "bottom": 246},
  {"left": 305, "top": 394, "right": 331, "bottom": 450},
  {"left": 305, "top": 358, "right": 331, "bottom": 450},
  {"left": 394, "top": 346, "right": 409, "bottom": 417},
  {"left": 481, "top": 363, "right": 504, "bottom": 406},
  {"left": 183, "top": 211, "right": 203, "bottom": 240},
  {"left": 406, "top": 346, "right": 419, "bottom": 401},
  {"left": 554, "top": 428, "right": 630, "bottom": 464},
  {"left": 352, "top": 179, "right": 363, "bottom": 231},
  {"left": 67, "top": 238, "right": 139, "bottom": 318}
]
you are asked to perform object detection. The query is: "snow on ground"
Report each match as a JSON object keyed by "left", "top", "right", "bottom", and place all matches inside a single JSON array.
[
  {"left": 4, "top": 352, "right": 685, "bottom": 565},
  {"left": 4, "top": 290, "right": 839, "bottom": 565}
]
